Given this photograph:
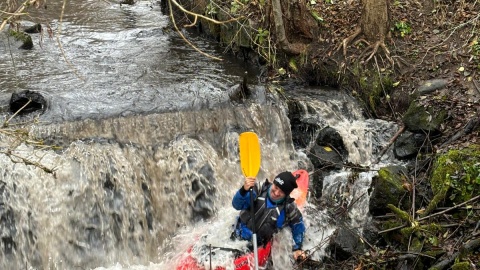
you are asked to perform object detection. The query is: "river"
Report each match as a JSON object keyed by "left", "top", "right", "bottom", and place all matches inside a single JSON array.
[{"left": 0, "top": 1, "right": 399, "bottom": 269}]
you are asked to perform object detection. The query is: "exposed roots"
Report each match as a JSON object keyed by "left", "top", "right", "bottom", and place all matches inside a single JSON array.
[
  {"left": 359, "top": 40, "right": 393, "bottom": 66},
  {"left": 337, "top": 27, "right": 394, "bottom": 66},
  {"left": 337, "top": 27, "right": 361, "bottom": 56}
]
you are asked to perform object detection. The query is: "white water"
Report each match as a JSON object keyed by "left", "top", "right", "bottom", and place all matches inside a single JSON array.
[
  {"left": 89, "top": 90, "right": 400, "bottom": 270},
  {"left": 0, "top": 1, "right": 403, "bottom": 269}
]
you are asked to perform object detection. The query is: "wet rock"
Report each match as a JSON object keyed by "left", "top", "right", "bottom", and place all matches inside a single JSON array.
[
  {"left": 288, "top": 102, "right": 320, "bottom": 149},
  {"left": 308, "top": 143, "right": 344, "bottom": 171},
  {"left": 24, "top": 24, "right": 42, "bottom": 34},
  {"left": 228, "top": 72, "right": 251, "bottom": 103},
  {"left": 307, "top": 127, "right": 348, "bottom": 170},
  {"left": 0, "top": 93, "right": 11, "bottom": 113},
  {"left": 190, "top": 164, "right": 216, "bottom": 222},
  {"left": 9, "top": 90, "right": 46, "bottom": 115},
  {"left": 416, "top": 79, "right": 449, "bottom": 95},
  {"left": 327, "top": 227, "right": 364, "bottom": 261},
  {"left": 8, "top": 30, "right": 33, "bottom": 50},
  {"left": 368, "top": 166, "right": 411, "bottom": 216},
  {"left": 309, "top": 169, "right": 324, "bottom": 199},
  {"left": 402, "top": 101, "right": 445, "bottom": 135},
  {"left": 315, "top": 127, "right": 348, "bottom": 159},
  {"left": 0, "top": 181, "right": 17, "bottom": 255},
  {"left": 393, "top": 131, "right": 429, "bottom": 160},
  {"left": 120, "top": 0, "right": 135, "bottom": 5}
]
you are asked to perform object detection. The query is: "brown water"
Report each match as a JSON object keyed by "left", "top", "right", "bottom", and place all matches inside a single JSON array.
[
  {"left": 0, "top": 1, "right": 401, "bottom": 269},
  {"left": 0, "top": 1, "right": 293, "bottom": 269},
  {"left": 0, "top": 0, "right": 261, "bottom": 122}
]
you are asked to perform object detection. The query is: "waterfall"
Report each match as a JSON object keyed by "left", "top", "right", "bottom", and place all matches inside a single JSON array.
[
  {"left": 0, "top": 95, "right": 308, "bottom": 269},
  {"left": 1, "top": 86, "right": 402, "bottom": 269}
]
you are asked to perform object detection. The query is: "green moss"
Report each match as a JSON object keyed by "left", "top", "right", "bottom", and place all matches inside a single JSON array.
[
  {"left": 354, "top": 65, "right": 394, "bottom": 116},
  {"left": 378, "top": 167, "right": 405, "bottom": 189},
  {"left": 374, "top": 166, "right": 408, "bottom": 205},
  {"left": 403, "top": 101, "right": 446, "bottom": 133},
  {"left": 401, "top": 223, "right": 443, "bottom": 239},
  {"left": 379, "top": 220, "right": 404, "bottom": 245},
  {"left": 409, "top": 237, "right": 423, "bottom": 252},
  {"left": 8, "top": 30, "right": 33, "bottom": 49},
  {"left": 429, "top": 145, "right": 480, "bottom": 205},
  {"left": 388, "top": 204, "right": 411, "bottom": 222},
  {"left": 451, "top": 262, "right": 471, "bottom": 270},
  {"left": 424, "top": 249, "right": 445, "bottom": 258},
  {"left": 381, "top": 220, "right": 403, "bottom": 230}
]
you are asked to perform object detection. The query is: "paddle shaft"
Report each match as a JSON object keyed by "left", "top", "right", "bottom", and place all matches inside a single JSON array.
[{"left": 250, "top": 186, "right": 259, "bottom": 270}]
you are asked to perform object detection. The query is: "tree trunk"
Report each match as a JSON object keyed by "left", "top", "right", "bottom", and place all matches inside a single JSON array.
[
  {"left": 270, "top": 0, "right": 315, "bottom": 55},
  {"left": 337, "top": 0, "right": 392, "bottom": 64},
  {"left": 360, "top": 0, "right": 389, "bottom": 42}
]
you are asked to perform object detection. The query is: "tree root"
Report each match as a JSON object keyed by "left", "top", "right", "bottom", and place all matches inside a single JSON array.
[
  {"left": 359, "top": 40, "right": 394, "bottom": 66},
  {"left": 271, "top": 0, "right": 306, "bottom": 55},
  {"left": 336, "top": 27, "right": 361, "bottom": 56},
  {"left": 336, "top": 27, "right": 394, "bottom": 66}
]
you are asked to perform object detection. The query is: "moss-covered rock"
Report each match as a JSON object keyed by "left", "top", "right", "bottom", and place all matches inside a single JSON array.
[
  {"left": 427, "top": 145, "right": 480, "bottom": 213},
  {"left": 8, "top": 30, "right": 33, "bottom": 50},
  {"left": 402, "top": 101, "right": 446, "bottom": 134},
  {"left": 369, "top": 166, "right": 411, "bottom": 216},
  {"left": 355, "top": 67, "right": 394, "bottom": 117}
]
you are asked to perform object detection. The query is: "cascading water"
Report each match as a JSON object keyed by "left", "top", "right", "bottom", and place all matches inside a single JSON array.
[
  {"left": 0, "top": 90, "right": 401, "bottom": 270},
  {"left": 0, "top": 1, "right": 404, "bottom": 269},
  {"left": 1, "top": 99, "right": 302, "bottom": 269},
  {"left": 151, "top": 88, "right": 401, "bottom": 269}
]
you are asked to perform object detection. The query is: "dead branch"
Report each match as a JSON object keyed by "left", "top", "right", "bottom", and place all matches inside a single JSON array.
[
  {"left": 375, "top": 124, "right": 405, "bottom": 163},
  {"left": 167, "top": 0, "right": 222, "bottom": 61},
  {"left": 0, "top": 0, "right": 43, "bottom": 31},
  {"left": 440, "top": 110, "right": 480, "bottom": 148},
  {"left": 378, "top": 195, "right": 480, "bottom": 234},
  {"left": 418, "top": 195, "right": 480, "bottom": 221},
  {"left": 166, "top": 0, "right": 250, "bottom": 61},
  {"left": 3, "top": 99, "right": 31, "bottom": 127},
  {"left": 0, "top": 150, "right": 54, "bottom": 173},
  {"left": 429, "top": 237, "right": 480, "bottom": 270},
  {"left": 55, "top": 0, "right": 85, "bottom": 81},
  {"left": 169, "top": 0, "right": 243, "bottom": 26}
]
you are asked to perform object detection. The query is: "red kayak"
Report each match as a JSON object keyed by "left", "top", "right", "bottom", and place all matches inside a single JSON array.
[{"left": 176, "top": 169, "right": 309, "bottom": 270}]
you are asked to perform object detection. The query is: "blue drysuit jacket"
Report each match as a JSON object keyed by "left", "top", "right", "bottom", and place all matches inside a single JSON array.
[{"left": 232, "top": 181, "right": 305, "bottom": 250}]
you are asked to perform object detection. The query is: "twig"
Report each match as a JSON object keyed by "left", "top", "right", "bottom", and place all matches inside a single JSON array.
[
  {"left": 430, "top": 237, "right": 480, "bottom": 270},
  {"left": 169, "top": 0, "right": 243, "bottom": 25},
  {"left": 418, "top": 195, "right": 480, "bottom": 221},
  {"left": 378, "top": 195, "right": 480, "bottom": 234},
  {"left": 0, "top": 150, "right": 54, "bottom": 173},
  {"left": 375, "top": 125, "right": 405, "bottom": 163},
  {"left": 167, "top": 0, "right": 222, "bottom": 61},
  {"left": 3, "top": 99, "right": 32, "bottom": 127},
  {"left": 55, "top": 0, "right": 85, "bottom": 81},
  {"left": 0, "top": 0, "right": 41, "bottom": 31}
]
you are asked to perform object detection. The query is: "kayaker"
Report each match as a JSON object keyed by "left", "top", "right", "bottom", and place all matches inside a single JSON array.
[{"left": 231, "top": 171, "right": 307, "bottom": 261}]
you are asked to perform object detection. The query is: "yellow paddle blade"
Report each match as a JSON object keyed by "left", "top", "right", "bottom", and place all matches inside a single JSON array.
[{"left": 239, "top": 131, "right": 261, "bottom": 178}]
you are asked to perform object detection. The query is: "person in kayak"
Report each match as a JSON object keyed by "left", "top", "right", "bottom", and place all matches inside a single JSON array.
[{"left": 231, "top": 171, "right": 306, "bottom": 261}]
